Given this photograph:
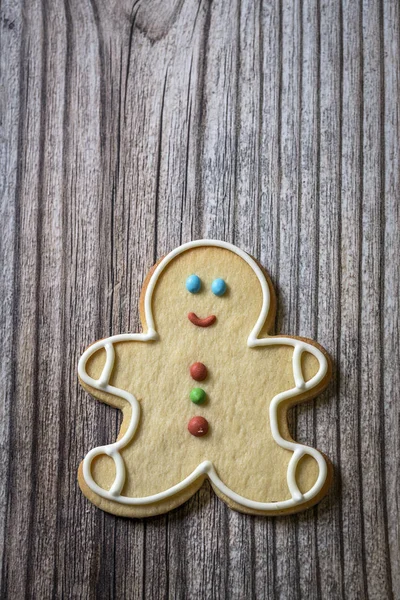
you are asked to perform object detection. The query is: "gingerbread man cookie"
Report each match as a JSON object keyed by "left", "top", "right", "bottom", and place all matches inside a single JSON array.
[{"left": 78, "top": 240, "right": 332, "bottom": 517}]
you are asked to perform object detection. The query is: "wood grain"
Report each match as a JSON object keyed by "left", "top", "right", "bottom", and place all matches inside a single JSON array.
[{"left": 1, "top": 0, "right": 399, "bottom": 598}]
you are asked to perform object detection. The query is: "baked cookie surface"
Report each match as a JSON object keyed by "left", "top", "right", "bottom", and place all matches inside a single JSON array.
[{"left": 78, "top": 240, "right": 332, "bottom": 517}]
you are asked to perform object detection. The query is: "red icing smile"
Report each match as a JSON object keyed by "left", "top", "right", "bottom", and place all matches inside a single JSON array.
[{"left": 188, "top": 312, "right": 216, "bottom": 327}]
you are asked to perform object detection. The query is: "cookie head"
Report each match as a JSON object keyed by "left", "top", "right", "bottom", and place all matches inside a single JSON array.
[{"left": 148, "top": 245, "right": 272, "bottom": 342}]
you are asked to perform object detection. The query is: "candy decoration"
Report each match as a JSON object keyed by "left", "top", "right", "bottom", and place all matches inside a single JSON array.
[
  {"left": 188, "top": 416, "right": 209, "bottom": 437},
  {"left": 190, "top": 388, "right": 206, "bottom": 405},
  {"left": 188, "top": 312, "right": 216, "bottom": 327},
  {"left": 190, "top": 362, "right": 208, "bottom": 381},
  {"left": 211, "top": 278, "right": 227, "bottom": 296},
  {"left": 186, "top": 274, "right": 201, "bottom": 294}
]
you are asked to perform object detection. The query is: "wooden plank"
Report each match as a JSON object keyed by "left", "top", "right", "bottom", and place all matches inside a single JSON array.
[
  {"left": 316, "top": 0, "right": 343, "bottom": 597},
  {"left": 296, "top": 0, "right": 323, "bottom": 597},
  {"left": 0, "top": 0, "right": 399, "bottom": 598},
  {"left": 229, "top": 0, "right": 264, "bottom": 596},
  {"left": 383, "top": 0, "right": 400, "bottom": 592},
  {"left": 1, "top": 0, "right": 48, "bottom": 596},
  {"left": 274, "top": 1, "right": 303, "bottom": 598},
  {"left": 24, "top": 1, "right": 68, "bottom": 597},
  {"left": 160, "top": 2, "right": 230, "bottom": 596},
  {"left": 0, "top": 0, "right": 23, "bottom": 594},
  {"left": 360, "top": 0, "right": 393, "bottom": 597},
  {"left": 339, "top": 0, "right": 366, "bottom": 597},
  {"left": 51, "top": 0, "right": 106, "bottom": 597},
  {"left": 200, "top": 0, "right": 239, "bottom": 597},
  {"left": 256, "top": 2, "right": 282, "bottom": 597}
]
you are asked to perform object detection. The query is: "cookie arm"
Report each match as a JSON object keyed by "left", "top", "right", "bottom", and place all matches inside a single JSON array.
[
  {"left": 284, "top": 340, "right": 329, "bottom": 502},
  {"left": 256, "top": 337, "right": 329, "bottom": 504},
  {"left": 78, "top": 333, "right": 157, "bottom": 498}
]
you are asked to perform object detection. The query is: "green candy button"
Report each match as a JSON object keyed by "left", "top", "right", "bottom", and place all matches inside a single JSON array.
[{"left": 190, "top": 388, "right": 206, "bottom": 405}]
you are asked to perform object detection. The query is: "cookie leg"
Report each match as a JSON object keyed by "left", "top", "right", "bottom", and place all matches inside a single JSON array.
[
  {"left": 78, "top": 461, "right": 207, "bottom": 517},
  {"left": 78, "top": 452, "right": 210, "bottom": 518},
  {"left": 205, "top": 444, "right": 332, "bottom": 516}
]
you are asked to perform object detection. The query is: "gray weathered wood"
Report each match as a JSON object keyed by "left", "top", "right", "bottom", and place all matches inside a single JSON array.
[{"left": 1, "top": 0, "right": 399, "bottom": 598}]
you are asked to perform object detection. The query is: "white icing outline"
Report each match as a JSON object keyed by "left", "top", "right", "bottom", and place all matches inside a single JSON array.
[{"left": 78, "top": 240, "right": 329, "bottom": 511}]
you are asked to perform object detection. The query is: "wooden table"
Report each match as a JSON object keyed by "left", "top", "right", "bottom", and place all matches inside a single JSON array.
[{"left": 1, "top": 0, "right": 399, "bottom": 598}]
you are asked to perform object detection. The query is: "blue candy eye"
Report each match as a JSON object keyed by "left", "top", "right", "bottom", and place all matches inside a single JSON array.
[
  {"left": 211, "top": 278, "right": 227, "bottom": 296},
  {"left": 186, "top": 274, "right": 201, "bottom": 294}
]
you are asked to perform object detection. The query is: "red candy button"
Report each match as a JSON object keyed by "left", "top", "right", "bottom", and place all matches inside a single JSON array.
[
  {"left": 188, "top": 416, "right": 209, "bottom": 437},
  {"left": 190, "top": 362, "right": 208, "bottom": 381}
]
